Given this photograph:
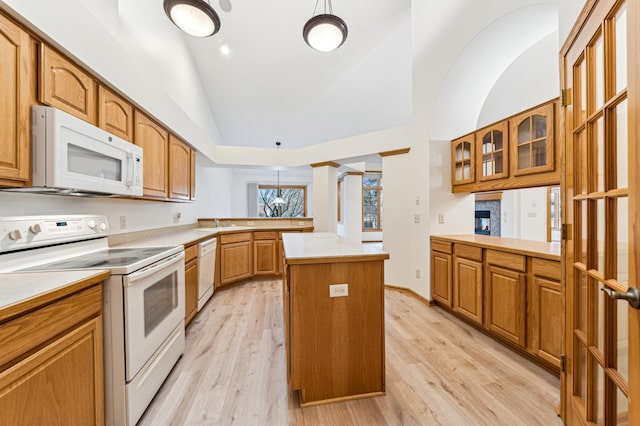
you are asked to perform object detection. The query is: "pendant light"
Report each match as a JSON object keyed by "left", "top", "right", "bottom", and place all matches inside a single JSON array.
[
  {"left": 164, "top": 0, "right": 221, "bottom": 38},
  {"left": 303, "top": 0, "right": 348, "bottom": 52},
  {"left": 273, "top": 142, "right": 285, "bottom": 209}
]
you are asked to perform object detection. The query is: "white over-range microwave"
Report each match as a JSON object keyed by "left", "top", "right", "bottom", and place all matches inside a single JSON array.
[{"left": 7, "top": 106, "right": 143, "bottom": 197}]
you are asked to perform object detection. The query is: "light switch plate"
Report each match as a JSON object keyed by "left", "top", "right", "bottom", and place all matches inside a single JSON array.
[{"left": 329, "top": 283, "right": 349, "bottom": 298}]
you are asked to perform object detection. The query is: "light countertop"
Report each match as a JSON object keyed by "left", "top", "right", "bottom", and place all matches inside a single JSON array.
[
  {"left": 283, "top": 232, "right": 389, "bottom": 264},
  {"left": 0, "top": 270, "right": 110, "bottom": 318},
  {"left": 112, "top": 225, "right": 313, "bottom": 249},
  {"left": 431, "top": 234, "right": 560, "bottom": 260}
]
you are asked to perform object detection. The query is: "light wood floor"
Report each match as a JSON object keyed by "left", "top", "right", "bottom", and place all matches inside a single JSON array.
[{"left": 138, "top": 280, "right": 563, "bottom": 425}]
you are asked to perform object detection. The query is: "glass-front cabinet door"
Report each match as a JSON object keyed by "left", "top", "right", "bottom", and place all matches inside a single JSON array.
[
  {"left": 477, "top": 122, "right": 508, "bottom": 181},
  {"left": 511, "top": 103, "right": 555, "bottom": 176},
  {"left": 451, "top": 134, "right": 475, "bottom": 185}
]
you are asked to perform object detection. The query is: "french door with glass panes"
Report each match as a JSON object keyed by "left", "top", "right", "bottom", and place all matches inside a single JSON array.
[{"left": 561, "top": 0, "right": 639, "bottom": 424}]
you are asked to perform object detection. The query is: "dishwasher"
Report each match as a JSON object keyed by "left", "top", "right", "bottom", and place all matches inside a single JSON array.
[{"left": 197, "top": 237, "right": 217, "bottom": 311}]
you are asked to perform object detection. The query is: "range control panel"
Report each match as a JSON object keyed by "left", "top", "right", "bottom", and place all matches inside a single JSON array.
[{"left": 0, "top": 215, "right": 109, "bottom": 253}]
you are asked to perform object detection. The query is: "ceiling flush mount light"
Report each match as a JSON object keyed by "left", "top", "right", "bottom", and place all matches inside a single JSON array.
[
  {"left": 273, "top": 142, "right": 285, "bottom": 207},
  {"left": 164, "top": 0, "right": 221, "bottom": 38},
  {"left": 303, "top": 0, "right": 348, "bottom": 52}
]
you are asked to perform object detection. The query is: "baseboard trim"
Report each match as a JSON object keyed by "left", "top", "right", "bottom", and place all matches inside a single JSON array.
[{"left": 384, "top": 284, "right": 434, "bottom": 306}]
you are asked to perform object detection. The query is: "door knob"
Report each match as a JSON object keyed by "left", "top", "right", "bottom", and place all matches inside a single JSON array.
[{"left": 601, "top": 286, "right": 640, "bottom": 309}]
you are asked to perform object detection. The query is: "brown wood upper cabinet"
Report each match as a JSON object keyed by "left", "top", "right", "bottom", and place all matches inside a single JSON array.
[
  {"left": 169, "top": 134, "right": 191, "bottom": 200},
  {"left": 39, "top": 44, "right": 97, "bottom": 124},
  {"left": 451, "top": 134, "right": 475, "bottom": 186},
  {"left": 98, "top": 86, "right": 134, "bottom": 142},
  {"left": 510, "top": 102, "right": 554, "bottom": 176},
  {"left": 451, "top": 98, "right": 559, "bottom": 193},
  {"left": 0, "top": 13, "right": 33, "bottom": 187},
  {"left": 134, "top": 111, "right": 169, "bottom": 199},
  {"left": 477, "top": 121, "right": 508, "bottom": 181},
  {"left": 190, "top": 149, "right": 196, "bottom": 201}
]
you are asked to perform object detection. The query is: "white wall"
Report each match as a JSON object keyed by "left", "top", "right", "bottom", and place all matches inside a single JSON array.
[
  {"left": 196, "top": 162, "right": 233, "bottom": 218},
  {"left": 429, "top": 140, "right": 475, "bottom": 235},
  {"left": 382, "top": 153, "right": 412, "bottom": 288},
  {"left": 341, "top": 174, "right": 363, "bottom": 243},
  {"left": 500, "top": 187, "right": 548, "bottom": 241},
  {"left": 312, "top": 166, "right": 338, "bottom": 232},
  {"left": 477, "top": 32, "right": 560, "bottom": 127}
]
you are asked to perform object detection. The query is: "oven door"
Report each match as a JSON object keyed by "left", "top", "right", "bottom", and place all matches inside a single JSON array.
[{"left": 123, "top": 251, "right": 185, "bottom": 381}]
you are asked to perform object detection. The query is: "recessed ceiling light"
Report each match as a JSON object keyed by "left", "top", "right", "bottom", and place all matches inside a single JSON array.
[{"left": 219, "top": 43, "right": 231, "bottom": 55}]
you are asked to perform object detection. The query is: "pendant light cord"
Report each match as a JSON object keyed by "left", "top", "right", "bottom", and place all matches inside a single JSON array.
[{"left": 311, "top": 0, "right": 333, "bottom": 17}]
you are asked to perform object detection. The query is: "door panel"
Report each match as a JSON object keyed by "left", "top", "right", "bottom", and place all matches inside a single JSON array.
[{"left": 561, "top": 0, "right": 638, "bottom": 424}]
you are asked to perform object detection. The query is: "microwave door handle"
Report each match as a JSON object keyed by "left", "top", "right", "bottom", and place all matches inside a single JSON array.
[
  {"left": 126, "top": 152, "right": 134, "bottom": 187},
  {"left": 125, "top": 252, "right": 185, "bottom": 285}
]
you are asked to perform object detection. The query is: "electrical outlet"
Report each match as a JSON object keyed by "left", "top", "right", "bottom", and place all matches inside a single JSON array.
[
  {"left": 416, "top": 269, "right": 421, "bottom": 278},
  {"left": 329, "top": 283, "right": 349, "bottom": 298},
  {"left": 415, "top": 196, "right": 420, "bottom": 206},
  {"left": 298, "top": 221, "right": 304, "bottom": 226},
  {"left": 173, "top": 212, "right": 181, "bottom": 223},
  {"left": 438, "top": 214, "right": 445, "bottom": 224},
  {"left": 119, "top": 216, "right": 126, "bottom": 229},
  {"left": 247, "top": 221, "right": 254, "bottom": 226},
  {"left": 414, "top": 214, "right": 420, "bottom": 223}
]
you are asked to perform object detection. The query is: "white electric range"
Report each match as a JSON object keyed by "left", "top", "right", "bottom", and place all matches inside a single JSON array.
[{"left": 0, "top": 215, "right": 185, "bottom": 426}]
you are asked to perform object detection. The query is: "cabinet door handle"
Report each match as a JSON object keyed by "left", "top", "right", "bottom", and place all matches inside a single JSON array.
[{"left": 601, "top": 286, "right": 640, "bottom": 309}]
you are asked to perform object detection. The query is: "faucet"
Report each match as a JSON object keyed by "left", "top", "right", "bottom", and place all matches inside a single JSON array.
[{"left": 215, "top": 218, "right": 220, "bottom": 228}]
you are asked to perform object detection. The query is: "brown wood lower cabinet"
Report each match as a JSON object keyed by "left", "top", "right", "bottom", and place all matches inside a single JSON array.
[
  {"left": 431, "top": 250, "right": 452, "bottom": 307},
  {"left": 430, "top": 236, "right": 562, "bottom": 372},
  {"left": 453, "top": 255, "right": 483, "bottom": 325},
  {"left": 530, "top": 258, "right": 563, "bottom": 368},
  {"left": 0, "top": 281, "right": 105, "bottom": 425},
  {"left": 219, "top": 233, "right": 253, "bottom": 287},
  {"left": 184, "top": 244, "right": 198, "bottom": 326},
  {"left": 485, "top": 265, "right": 526, "bottom": 347},
  {"left": 253, "top": 231, "right": 277, "bottom": 275}
]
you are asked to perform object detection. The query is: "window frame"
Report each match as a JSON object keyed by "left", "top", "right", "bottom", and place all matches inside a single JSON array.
[{"left": 362, "top": 171, "right": 382, "bottom": 232}]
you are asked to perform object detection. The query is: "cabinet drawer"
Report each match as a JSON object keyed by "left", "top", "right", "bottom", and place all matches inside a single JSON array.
[
  {"left": 219, "top": 232, "right": 252, "bottom": 245},
  {"left": 532, "top": 258, "right": 561, "bottom": 281},
  {"left": 184, "top": 244, "right": 198, "bottom": 263},
  {"left": 0, "top": 285, "right": 102, "bottom": 368},
  {"left": 454, "top": 244, "right": 482, "bottom": 262},
  {"left": 254, "top": 231, "right": 277, "bottom": 240},
  {"left": 431, "top": 240, "right": 452, "bottom": 254},
  {"left": 486, "top": 250, "right": 525, "bottom": 272}
]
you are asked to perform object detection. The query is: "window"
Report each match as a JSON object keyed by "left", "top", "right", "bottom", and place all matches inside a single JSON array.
[
  {"left": 363, "top": 172, "right": 382, "bottom": 231},
  {"left": 257, "top": 185, "right": 307, "bottom": 217},
  {"left": 337, "top": 178, "right": 343, "bottom": 223},
  {"left": 547, "top": 186, "right": 561, "bottom": 242}
]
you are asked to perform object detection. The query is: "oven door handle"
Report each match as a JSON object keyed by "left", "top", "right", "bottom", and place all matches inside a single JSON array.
[{"left": 124, "top": 251, "right": 185, "bottom": 286}]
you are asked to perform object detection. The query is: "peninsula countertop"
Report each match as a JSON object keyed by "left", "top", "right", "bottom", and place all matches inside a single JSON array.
[
  {"left": 430, "top": 234, "right": 560, "bottom": 261},
  {"left": 283, "top": 232, "right": 389, "bottom": 264}
]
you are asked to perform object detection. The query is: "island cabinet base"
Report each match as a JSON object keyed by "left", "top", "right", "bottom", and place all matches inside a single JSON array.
[{"left": 285, "top": 260, "right": 386, "bottom": 406}]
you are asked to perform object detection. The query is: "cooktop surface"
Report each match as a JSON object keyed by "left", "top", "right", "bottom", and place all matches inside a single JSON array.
[{"left": 20, "top": 246, "right": 178, "bottom": 272}]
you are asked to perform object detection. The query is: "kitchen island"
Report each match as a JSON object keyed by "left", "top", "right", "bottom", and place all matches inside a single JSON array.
[{"left": 282, "top": 233, "right": 389, "bottom": 406}]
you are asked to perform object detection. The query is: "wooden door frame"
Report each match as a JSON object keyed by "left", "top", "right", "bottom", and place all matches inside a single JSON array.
[
  {"left": 627, "top": 0, "right": 640, "bottom": 421},
  {"left": 561, "top": 0, "right": 639, "bottom": 423}
]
